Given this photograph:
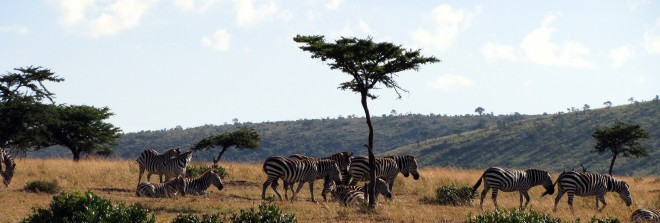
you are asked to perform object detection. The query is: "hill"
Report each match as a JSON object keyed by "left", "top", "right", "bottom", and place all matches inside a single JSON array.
[{"left": 386, "top": 101, "right": 660, "bottom": 176}]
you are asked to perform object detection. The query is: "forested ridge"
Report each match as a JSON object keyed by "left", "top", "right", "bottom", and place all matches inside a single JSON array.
[{"left": 31, "top": 101, "right": 659, "bottom": 176}]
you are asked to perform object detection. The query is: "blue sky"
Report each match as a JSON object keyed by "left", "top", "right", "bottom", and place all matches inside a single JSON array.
[{"left": 1, "top": 0, "right": 658, "bottom": 133}]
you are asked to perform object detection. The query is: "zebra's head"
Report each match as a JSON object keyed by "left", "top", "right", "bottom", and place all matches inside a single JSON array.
[
  {"left": 165, "top": 148, "right": 181, "bottom": 158},
  {"left": 613, "top": 179, "right": 632, "bottom": 207},
  {"left": 401, "top": 155, "right": 420, "bottom": 180},
  {"left": 528, "top": 169, "right": 554, "bottom": 196},
  {"left": 208, "top": 170, "right": 224, "bottom": 191},
  {"left": 375, "top": 177, "right": 392, "bottom": 200}
]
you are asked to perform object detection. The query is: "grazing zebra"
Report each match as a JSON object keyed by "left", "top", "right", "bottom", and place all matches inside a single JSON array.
[
  {"left": 287, "top": 152, "right": 353, "bottom": 200},
  {"left": 631, "top": 208, "right": 660, "bottom": 223},
  {"left": 262, "top": 156, "right": 341, "bottom": 202},
  {"left": 1, "top": 148, "right": 16, "bottom": 187},
  {"left": 162, "top": 151, "right": 194, "bottom": 181},
  {"left": 472, "top": 167, "right": 554, "bottom": 210},
  {"left": 552, "top": 170, "right": 632, "bottom": 214},
  {"left": 328, "top": 177, "right": 392, "bottom": 204},
  {"left": 183, "top": 169, "right": 224, "bottom": 195},
  {"left": 136, "top": 176, "right": 187, "bottom": 198},
  {"left": 348, "top": 156, "right": 400, "bottom": 191},
  {"left": 136, "top": 148, "right": 181, "bottom": 183}
]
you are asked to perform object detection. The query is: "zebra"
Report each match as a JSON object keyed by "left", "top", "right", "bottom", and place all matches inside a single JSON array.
[
  {"left": 287, "top": 152, "right": 353, "bottom": 200},
  {"left": 552, "top": 170, "right": 632, "bottom": 214},
  {"left": 183, "top": 169, "right": 224, "bottom": 195},
  {"left": 136, "top": 176, "right": 187, "bottom": 198},
  {"left": 348, "top": 156, "right": 401, "bottom": 191},
  {"left": 472, "top": 167, "right": 555, "bottom": 210},
  {"left": 161, "top": 151, "right": 194, "bottom": 182},
  {"left": 332, "top": 188, "right": 366, "bottom": 206},
  {"left": 631, "top": 208, "right": 660, "bottom": 223},
  {"left": 136, "top": 148, "right": 181, "bottom": 183},
  {"left": 328, "top": 177, "right": 392, "bottom": 205},
  {"left": 1, "top": 148, "right": 16, "bottom": 187},
  {"left": 261, "top": 156, "right": 341, "bottom": 202}
]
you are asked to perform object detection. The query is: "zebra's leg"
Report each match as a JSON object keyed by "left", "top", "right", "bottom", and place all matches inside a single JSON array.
[
  {"left": 308, "top": 180, "right": 316, "bottom": 203},
  {"left": 480, "top": 185, "right": 490, "bottom": 210},
  {"left": 262, "top": 176, "right": 280, "bottom": 201},
  {"left": 270, "top": 180, "right": 284, "bottom": 202},
  {"left": 283, "top": 181, "right": 290, "bottom": 200},
  {"left": 291, "top": 181, "right": 306, "bottom": 201},
  {"left": 553, "top": 189, "right": 565, "bottom": 213},
  {"left": 138, "top": 167, "right": 144, "bottom": 184},
  {"left": 596, "top": 195, "right": 607, "bottom": 213},
  {"left": 567, "top": 192, "right": 576, "bottom": 215},
  {"left": 521, "top": 190, "right": 531, "bottom": 209},
  {"left": 491, "top": 188, "right": 500, "bottom": 210},
  {"left": 147, "top": 172, "right": 152, "bottom": 182}
]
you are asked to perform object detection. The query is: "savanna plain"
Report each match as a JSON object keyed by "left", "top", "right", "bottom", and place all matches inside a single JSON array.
[{"left": 1, "top": 159, "right": 658, "bottom": 223}]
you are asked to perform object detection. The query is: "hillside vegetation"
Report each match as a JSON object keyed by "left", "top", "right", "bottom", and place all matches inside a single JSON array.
[{"left": 31, "top": 100, "right": 659, "bottom": 176}]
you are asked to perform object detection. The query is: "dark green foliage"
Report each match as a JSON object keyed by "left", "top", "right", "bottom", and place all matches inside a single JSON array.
[
  {"left": 423, "top": 184, "right": 476, "bottom": 206},
  {"left": 230, "top": 197, "right": 296, "bottom": 223},
  {"left": 592, "top": 121, "right": 650, "bottom": 175},
  {"left": 186, "top": 164, "right": 229, "bottom": 179},
  {"left": 24, "top": 180, "right": 61, "bottom": 194},
  {"left": 464, "top": 209, "right": 564, "bottom": 223},
  {"left": 171, "top": 213, "right": 225, "bottom": 223},
  {"left": 21, "top": 191, "right": 156, "bottom": 223},
  {"left": 192, "top": 127, "right": 260, "bottom": 165}
]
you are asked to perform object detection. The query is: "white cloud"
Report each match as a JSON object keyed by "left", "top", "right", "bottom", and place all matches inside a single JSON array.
[
  {"left": 48, "top": 0, "right": 155, "bottom": 37},
  {"left": 326, "top": 0, "right": 344, "bottom": 10},
  {"left": 427, "top": 73, "right": 474, "bottom": 90},
  {"left": 234, "top": 0, "right": 279, "bottom": 28},
  {"left": 481, "top": 42, "right": 517, "bottom": 63},
  {"left": 330, "top": 19, "right": 374, "bottom": 39},
  {"left": 520, "top": 15, "right": 596, "bottom": 69},
  {"left": 411, "top": 4, "right": 478, "bottom": 52},
  {"left": 0, "top": 25, "right": 28, "bottom": 34},
  {"left": 201, "top": 29, "right": 231, "bottom": 51},
  {"left": 174, "top": 0, "right": 194, "bottom": 11},
  {"left": 173, "top": 0, "right": 217, "bottom": 13},
  {"left": 643, "top": 18, "right": 660, "bottom": 54},
  {"left": 610, "top": 46, "right": 633, "bottom": 68},
  {"left": 627, "top": 0, "right": 650, "bottom": 11}
]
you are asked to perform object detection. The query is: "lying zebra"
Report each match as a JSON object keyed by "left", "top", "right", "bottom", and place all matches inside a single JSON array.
[
  {"left": 183, "top": 169, "right": 224, "bottom": 195},
  {"left": 329, "top": 178, "right": 392, "bottom": 206},
  {"left": 136, "top": 176, "right": 187, "bottom": 198},
  {"left": 631, "top": 208, "right": 659, "bottom": 223}
]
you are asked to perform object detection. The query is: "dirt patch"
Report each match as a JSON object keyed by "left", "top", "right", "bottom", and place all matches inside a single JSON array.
[{"left": 95, "top": 187, "right": 133, "bottom": 193}]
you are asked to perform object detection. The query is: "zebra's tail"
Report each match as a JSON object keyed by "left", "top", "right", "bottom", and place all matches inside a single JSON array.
[{"left": 471, "top": 171, "right": 486, "bottom": 195}]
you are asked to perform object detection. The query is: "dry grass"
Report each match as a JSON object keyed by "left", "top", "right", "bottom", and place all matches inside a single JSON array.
[{"left": 1, "top": 159, "right": 658, "bottom": 223}]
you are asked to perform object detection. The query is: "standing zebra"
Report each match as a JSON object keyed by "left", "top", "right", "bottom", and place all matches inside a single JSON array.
[
  {"left": 183, "top": 169, "right": 224, "bottom": 195},
  {"left": 349, "top": 156, "right": 410, "bottom": 191},
  {"left": 1, "top": 148, "right": 16, "bottom": 187},
  {"left": 631, "top": 208, "right": 660, "bottom": 223},
  {"left": 552, "top": 170, "right": 632, "bottom": 214},
  {"left": 136, "top": 176, "right": 187, "bottom": 198},
  {"left": 262, "top": 156, "right": 341, "bottom": 202},
  {"left": 472, "top": 167, "right": 554, "bottom": 210},
  {"left": 328, "top": 177, "right": 392, "bottom": 204},
  {"left": 161, "top": 151, "right": 194, "bottom": 182},
  {"left": 136, "top": 148, "right": 181, "bottom": 183},
  {"left": 287, "top": 152, "right": 353, "bottom": 200}
]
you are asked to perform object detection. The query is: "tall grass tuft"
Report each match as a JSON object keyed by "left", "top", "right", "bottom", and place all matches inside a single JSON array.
[
  {"left": 231, "top": 196, "right": 297, "bottom": 223},
  {"left": 23, "top": 180, "right": 61, "bottom": 194},
  {"left": 421, "top": 184, "right": 476, "bottom": 206}
]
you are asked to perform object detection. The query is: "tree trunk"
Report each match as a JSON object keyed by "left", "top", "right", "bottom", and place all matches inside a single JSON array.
[
  {"left": 608, "top": 152, "right": 618, "bottom": 176},
  {"left": 213, "top": 148, "right": 228, "bottom": 166},
  {"left": 72, "top": 149, "right": 81, "bottom": 162},
  {"left": 360, "top": 92, "right": 377, "bottom": 209}
]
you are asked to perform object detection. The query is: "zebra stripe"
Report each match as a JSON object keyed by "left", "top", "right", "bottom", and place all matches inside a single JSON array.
[
  {"left": 136, "top": 176, "right": 187, "bottom": 198},
  {"left": 261, "top": 156, "right": 341, "bottom": 202},
  {"left": 348, "top": 156, "right": 399, "bottom": 191},
  {"left": 552, "top": 170, "right": 632, "bottom": 214},
  {"left": 136, "top": 148, "right": 181, "bottom": 183},
  {"left": 472, "top": 167, "right": 554, "bottom": 210},
  {"left": 631, "top": 208, "right": 660, "bottom": 223},
  {"left": 329, "top": 177, "right": 392, "bottom": 204},
  {"left": 162, "top": 151, "right": 194, "bottom": 181},
  {"left": 334, "top": 189, "right": 366, "bottom": 206},
  {"left": 383, "top": 155, "right": 421, "bottom": 180},
  {"left": 183, "top": 169, "right": 224, "bottom": 195},
  {"left": 1, "top": 148, "right": 16, "bottom": 187},
  {"left": 287, "top": 152, "right": 353, "bottom": 200}
]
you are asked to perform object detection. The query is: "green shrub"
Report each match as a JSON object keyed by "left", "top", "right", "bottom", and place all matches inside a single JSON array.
[
  {"left": 186, "top": 164, "right": 229, "bottom": 179},
  {"left": 231, "top": 197, "right": 296, "bottom": 223},
  {"left": 21, "top": 191, "right": 156, "bottom": 223},
  {"left": 23, "top": 180, "right": 61, "bottom": 194},
  {"left": 433, "top": 184, "right": 476, "bottom": 206},
  {"left": 171, "top": 213, "right": 225, "bottom": 223},
  {"left": 464, "top": 209, "right": 562, "bottom": 223}
]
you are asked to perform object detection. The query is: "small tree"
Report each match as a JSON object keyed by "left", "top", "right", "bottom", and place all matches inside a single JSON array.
[
  {"left": 474, "top": 107, "right": 485, "bottom": 116},
  {"left": 294, "top": 35, "right": 439, "bottom": 208},
  {"left": 592, "top": 121, "right": 650, "bottom": 175},
  {"left": 192, "top": 127, "right": 260, "bottom": 166},
  {"left": 583, "top": 104, "right": 590, "bottom": 114},
  {"left": 603, "top": 101, "right": 613, "bottom": 109}
]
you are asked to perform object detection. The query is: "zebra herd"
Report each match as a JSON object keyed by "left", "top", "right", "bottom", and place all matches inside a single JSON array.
[
  {"left": 135, "top": 148, "right": 223, "bottom": 198},
  {"left": 261, "top": 152, "right": 420, "bottom": 206}
]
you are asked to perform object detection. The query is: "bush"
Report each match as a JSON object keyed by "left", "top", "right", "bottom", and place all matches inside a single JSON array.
[
  {"left": 464, "top": 209, "right": 562, "bottom": 223},
  {"left": 171, "top": 213, "right": 225, "bottom": 223},
  {"left": 21, "top": 191, "right": 156, "bottom": 223},
  {"left": 186, "top": 164, "right": 229, "bottom": 179},
  {"left": 24, "top": 180, "right": 61, "bottom": 194},
  {"left": 433, "top": 184, "right": 476, "bottom": 206},
  {"left": 231, "top": 197, "right": 296, "bottom": 223}
]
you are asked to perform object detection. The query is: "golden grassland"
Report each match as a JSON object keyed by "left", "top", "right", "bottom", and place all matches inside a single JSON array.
[{"left": 1, "top": 159, "right": 659, "bottom": 223}]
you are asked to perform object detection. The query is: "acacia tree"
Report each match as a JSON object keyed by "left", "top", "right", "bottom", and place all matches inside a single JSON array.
[
  {"left": 192, "top": 127, "right": 260, "bottom": 166},
  {"left": 475, "top": 107, "right": 485, "bottom": 116},
  {"left": 47, "top": 105, "right": 121, "bottom": 161},
  {"left": 592, "top": 121, "right": 650, "bottom": 175},
  {"left": 293, "top": 35, "right": 439, "bottom": 208}
]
